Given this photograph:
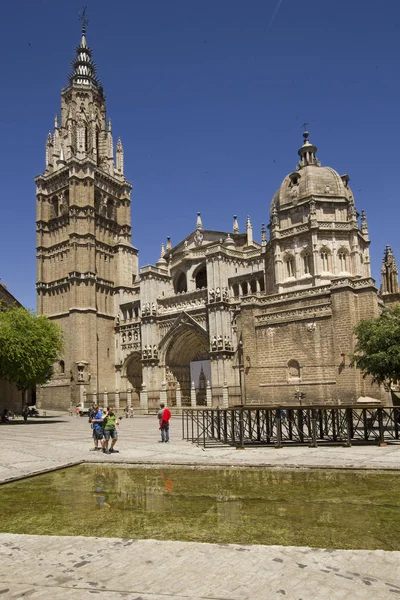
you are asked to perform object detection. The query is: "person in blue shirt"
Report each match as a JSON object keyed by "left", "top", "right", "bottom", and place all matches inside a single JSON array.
[{"left": 90, "top": 406, "right": 104, "bottom": 451}]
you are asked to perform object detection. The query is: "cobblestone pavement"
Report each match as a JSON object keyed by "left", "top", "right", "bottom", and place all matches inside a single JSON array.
[
  {"left": 0, "top": 415, "right": 399, "bottom": 599},
  {"left": 0, "top": 535, "right": 400, "bottom": 600}
]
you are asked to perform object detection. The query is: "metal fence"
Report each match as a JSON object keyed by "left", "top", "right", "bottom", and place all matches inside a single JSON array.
[{"left": 181, "top": 405, "right": 400, "bottom": 449}]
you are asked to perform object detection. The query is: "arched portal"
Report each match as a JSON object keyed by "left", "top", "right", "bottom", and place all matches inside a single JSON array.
[
  {"left": 125, "top": 352, "right": 142, "bottom": 405},
  {"left": 164, "top": 324, "right": 209, "bottom": 405}
]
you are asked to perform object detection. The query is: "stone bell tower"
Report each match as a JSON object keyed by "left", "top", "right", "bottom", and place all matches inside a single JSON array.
[{"left": 35, "top": 21, "right": 138, "bottom": 410}]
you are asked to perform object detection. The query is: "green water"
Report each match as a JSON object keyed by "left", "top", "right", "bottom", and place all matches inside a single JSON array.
[{"left": 0, "top": 465, "right": 399, "bottom": 550}]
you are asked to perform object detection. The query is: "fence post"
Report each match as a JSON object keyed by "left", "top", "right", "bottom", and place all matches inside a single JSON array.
[
  {"left": 344, "top": 407, "right": 352, "bottom": 447},
  {"left": 206, "top": 380, "right": 212, "bottom": 407},
  {"left": 237, "top": 407, "right": 245, "bottom": 450},
  {"left": 140, "top": 383, "right": 148, "bottom": 413},
  {"left": 310, "top": 409, "right": 318, "bottom": 448},
  {"left": 378, "top": 408, "right": 386, "bottom": 446},
  {"left": 190, "top": 381, "right": 196, "bottom": 407},
  {"left": 275, "top": 409, "right": 283, "bottom": 449},
  {"left": 222, "top": 380, "right": 229, "bottom": 408},
  {"left": 115, "top": 388, "right": 120, "bottom": 409}
]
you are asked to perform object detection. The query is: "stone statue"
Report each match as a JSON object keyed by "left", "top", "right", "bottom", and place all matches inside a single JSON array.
[
  {"left": 223, "top": 287, "right": 229, "bottom": 301},
  {"left": 224, "top": 335, "right": 231, "bottom": 349},
  {"left": 153, "top": 345, "right": 158, "bottom": 359},
  {"left": 215, "top": 287, "right": 221, "bottom": 301},
  {"left": 151, "top": 302, "right": 156, "bottom": 315},
  {"left": 211, "top": 336, "right": 217, "bottom": 351},
  {"left": 217, "top": 335, "right": 223, "bottom": 349},
  {"left": 209, "top": 289, "right": 215, "bottom": 302}
]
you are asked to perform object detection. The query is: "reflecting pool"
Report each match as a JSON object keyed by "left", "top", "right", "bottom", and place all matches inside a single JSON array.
[{"left": 0, "top": 465, "right": 399, "bottom": 550}]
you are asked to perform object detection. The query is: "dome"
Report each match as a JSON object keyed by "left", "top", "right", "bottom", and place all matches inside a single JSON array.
[{"left": 270, "top": 133, "right": 353, "bottom": 215}]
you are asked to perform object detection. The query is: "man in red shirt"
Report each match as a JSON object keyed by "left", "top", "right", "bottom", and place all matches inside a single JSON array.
[{"left": 157, "top": 403, "right": 171, "bottom": 443}]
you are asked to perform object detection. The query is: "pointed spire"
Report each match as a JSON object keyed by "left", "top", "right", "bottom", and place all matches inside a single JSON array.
[
  {"left": 116, "top": 138, "right": 124, "bottom": 174},
  {"left": 166, "top": 236, "right": 172, "bottom": 250},
  {"left": 261, "top": 223, "right": 267, "bottom": 246},
  {"left": 381, "top": 246, "right": 399, "bottom": 295},
  {"left": 246, "top": 216, "right": 253, "bottom": 246},
  {"left": 156, "top": 242, "right": 167, "bottom": 268},
  {"left": 361, "top": 209, "right": 369, "bottom": 237},
  {"left": 196, "top": 212, "right": 203, "bottom": 230},
  {"left": 297, "top": 131, "right": 320, "bottom": 169},
  {"left": 56, "top": 146, "right": 66, "bottom": 169},
  {"left": 233, "top": 215, "right": 239, "bottom": 234},
  {"left": 68, "top": 18, "right": 103, "bottom": 92},
  {"left": 54, "top": 114, "right": 59, "bottom": 129}
]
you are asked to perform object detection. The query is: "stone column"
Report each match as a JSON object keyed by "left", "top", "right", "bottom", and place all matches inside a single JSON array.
[
  {"left": 103, "top": 387, "right": 108, "bottom": 408},
  {"left": 222, "top": 380, "right": 229, "bottom": 408},
  {"left": 92, "top": 389, "right": 97, "bottom": 407},
  {"left": 190, "top": 381, "right": 196, "bottom": 407},
  {"left": 127, "top": 387, "right": 132, "bottom": 408},
  {"left": 160, "top": 381, "right": 167, "bottom": 405},
  {"left": 115, "top": 388, "right": 120, "bottom": 409},
  {"left": 175, "top": 382, "right": 182, "bottom": 408},
  {"left": 206, "top": 380, "right": 212, "bottom": 407},
  {"left": 140, "top": 383, "right": 148, "bottom": 412}
]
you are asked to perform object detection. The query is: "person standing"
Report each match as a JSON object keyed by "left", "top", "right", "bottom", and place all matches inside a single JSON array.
[
  {"left": 90, "top": 406, "right": 104, "bottom": 451},
  {"left": 102, "top": 407, "right": 119, "bottom": 454},
  {"left": 157, "top": 403, "right": 171, "bottom": 443}
]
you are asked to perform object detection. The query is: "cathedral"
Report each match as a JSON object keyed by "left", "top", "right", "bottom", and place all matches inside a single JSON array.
[{"left": 36, "top": 24, "right": 398, "bottom": 412}]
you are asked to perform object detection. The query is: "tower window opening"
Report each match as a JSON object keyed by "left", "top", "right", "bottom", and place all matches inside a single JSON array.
[
  {"left": 195, "top": 265, "right": 207, "bottom": 289},
  {"left": 174, "top": 272, "right": 187, "bottom": 294},
  {"left": 303, "top": 253, "right": 311, "bottom": 275},
  {"left": 286, "top": 256, "right": 295, "bottom": 278},
  {"left": 338, "top": 251, "right": 348, "bottom": 272},
  {"left": 232, "top": 283, "right": 239, "bottom": 298},
  {"left": 59, "top": 360, "right": 65, "bottom": 375},
  {"left": 242, "top": 281, "right": 248, "bottom": 295},
  {"left": 320, "top": 250, "right": 330, "bottom": 272}
]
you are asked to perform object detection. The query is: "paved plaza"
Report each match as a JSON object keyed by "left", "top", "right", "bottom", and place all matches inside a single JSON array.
[{"left": 0, "top": 414, "right": 399, "bottom": 599}]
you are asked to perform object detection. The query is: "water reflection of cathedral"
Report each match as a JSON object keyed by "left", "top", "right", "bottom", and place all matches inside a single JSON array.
[{"left": 36, "top": 23, "right": 397, "bottom": 411}]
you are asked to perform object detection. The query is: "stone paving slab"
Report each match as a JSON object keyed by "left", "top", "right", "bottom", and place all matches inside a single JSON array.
[
  {"left": 0, "top": 534, "right": 400, "bottom": 600},
  {"left": 0, "top": 416, "right": 399, "bottom": 599}
]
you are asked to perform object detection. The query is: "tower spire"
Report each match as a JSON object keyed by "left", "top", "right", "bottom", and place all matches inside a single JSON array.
[{"left": 68, "top": 11, "right": 102, "bottom": 92}]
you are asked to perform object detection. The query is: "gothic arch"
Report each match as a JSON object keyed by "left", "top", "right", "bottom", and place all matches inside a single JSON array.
[
  {"left": 174, "top": 271, "right": 187, "bottom": 293},
  {"left": 123, "top": 351, "right": 143, "bottom": 405},
  {"left": 193, "top": 262, "right": 207, "bottom": 289},
  {"left": 160, "top": 314, "right": 209, "bottom": 403}
]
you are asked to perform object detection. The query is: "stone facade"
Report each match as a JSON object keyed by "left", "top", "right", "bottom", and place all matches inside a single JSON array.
[{"left": 36, "top": 25, "right": 393, "bottom": 410}]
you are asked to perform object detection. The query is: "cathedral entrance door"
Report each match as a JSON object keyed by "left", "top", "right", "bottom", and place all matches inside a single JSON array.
[
  {"left": 165, "top": 325, "right": 209, "bottom": 406},
  {"left": 125, "top": 352, "right": 143, "bottom": 406}
]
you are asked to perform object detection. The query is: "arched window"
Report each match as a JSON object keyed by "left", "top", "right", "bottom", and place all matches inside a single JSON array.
[
  {"left": 241, "top": 281, "right": 248, "bottom": 295},
  {"left": 285, "top": 255, "right": 295, "bottom": 278},
  {"left": 195, "top": 265, "right": 207, "bottom": 289},
  {"left": 250, "top": 280, "right": 257, "bottom": 293},
  {"left": 107, "top": 199, "right": 114, "bottom": 220},
  {"left": 51, "top": 197, "right": 59, "bottom": 218},
  {"left": 302, "top": 253, "right": 312, "bottom": 275},
  {"left": 174, "top": 272, "right": 187, "bottom": 293},
  {"left": 232, "top": 284, "right": 239, "bottom": 297},
  {"left": 320, "top": 248, "right": 331, "bottom": 272},
  {"left": 59, "top": 360, "right": 65, "bottom": 375},
  {"left": 288, "top": 359, "right": 300, "bottom": 380},
  {"left": 338, "top": 249, "right": 348, "bottom": 272},
  {"left": 258, "top": 277, "right": 265, "bottom": 292}
]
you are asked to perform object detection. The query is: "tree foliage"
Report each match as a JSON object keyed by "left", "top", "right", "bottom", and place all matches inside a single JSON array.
[
  {"left": 352, "top": 304, "right": 400, "bottom": 387},
  {"left": 0, "top": 304, "right": 63, "bottom": 390}
]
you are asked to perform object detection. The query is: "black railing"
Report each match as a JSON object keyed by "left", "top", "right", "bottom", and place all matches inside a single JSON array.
[{"left": 182, "top": 405, "right": 400, "bottom": 449}]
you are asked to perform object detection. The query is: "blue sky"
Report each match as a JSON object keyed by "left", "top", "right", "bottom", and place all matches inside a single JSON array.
[{"left": 1, "top": 0, "right": 399, "bottom": 309}]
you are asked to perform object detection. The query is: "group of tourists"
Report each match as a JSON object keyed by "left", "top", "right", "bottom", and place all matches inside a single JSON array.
[
  {"left": 87, "top": 402, "right": 172, "bottom": 451},
  {"left": 88, "top": 406, "right": 119, "bottom": 454}
]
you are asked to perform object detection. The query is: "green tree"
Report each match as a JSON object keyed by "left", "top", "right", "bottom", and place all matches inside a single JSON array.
[
  {"left": 352, "top": 304, "right": 400, "bottom": 387},
  {"left": 0, "top": 305, "right": 63, "bottom": 390}
]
